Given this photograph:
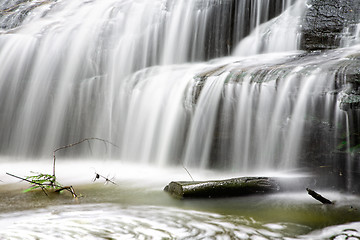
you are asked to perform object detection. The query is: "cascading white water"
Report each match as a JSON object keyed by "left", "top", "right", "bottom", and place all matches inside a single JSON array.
[
  {"left": 180, "top": 46, "right": 360, "bottom": 172},
  {"left": 234, "top": 0, "right": 305, "bottom": 56},
  {"left": 0, "top": 0, "right": 358, "bottom": 176},
  {"left": 341, "top": 23, "right": 360, "bottom": 48},
  {"left": 2, "top": 1, "right": 360, "bottom": 239},
  {"left": 0, "top": 0, "right": 294, "bottom": 158},
  {"left": 0, "top": 0, "right": 289, "bottom": 155}
]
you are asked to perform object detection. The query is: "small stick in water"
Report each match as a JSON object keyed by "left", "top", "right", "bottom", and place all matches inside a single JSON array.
[
  {"left": 182, "top": 164, "right": 194, "bottom": 181},
  {"left": 306, "top": 188, "right": 333, "bottom": 204},
  {"left": 93, "top": 172, "right": 117, "bottom": 185}
]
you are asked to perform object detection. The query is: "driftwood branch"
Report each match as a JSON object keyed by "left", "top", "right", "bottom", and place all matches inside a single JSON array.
[
  {"left": 6, "top": 172, "right": 59, "bottom": 188},
  {"left": 6, "top": 172, "right": 50, "bottom": 196},
  {"left": 54, "top": 186, "right": 78, "bottom": 198},
  {"left": 7, "top": 172, "right": 78, "bottom": 197},
  {"left": 6, "top": 172, "right": 77, "bottom": 197},
  {"left": 52, "top": 137, "right": 120, "bottom": 178},
  {"left": 306, "top": 188, "right": 333, "bottom": 204}
]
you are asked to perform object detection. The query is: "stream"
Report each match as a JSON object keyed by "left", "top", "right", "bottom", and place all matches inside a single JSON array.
[{"left": 0, "top": 160, "right": 359, "bottom": 239}]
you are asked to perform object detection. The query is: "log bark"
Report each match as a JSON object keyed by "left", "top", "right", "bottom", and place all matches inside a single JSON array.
[{"left": 164, "top": 177, "right": 280, "bottom": 199}]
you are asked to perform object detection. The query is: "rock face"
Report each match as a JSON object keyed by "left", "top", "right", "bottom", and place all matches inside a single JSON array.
[
  {"left": 300, "top": 0, "right": 360, "bottom": 51},
  {"left": 0, "top": 0, "right": 54, "bottom": 30}
]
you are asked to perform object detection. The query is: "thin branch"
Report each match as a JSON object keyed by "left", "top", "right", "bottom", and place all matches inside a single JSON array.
[
  {"left": 6, "top": 172, "right": 56, "bottom": 187},
  {"left": 6, "top": 172, "right": 56, "bottom": 196},
  {"left": 182, "top": 164, "right": 194, "bottom": 181},
  {"left": 55, "top": 186, "right": 78, "bottom": 198},
  {"left": 40, "top": 187, "right": 49, "bottom": 197},
  {"left": 53, "top": 138, "right": 120, "bottom": 178},
  {"left": 68, "top": 186, "right": 78, "bottom": 198},
  {"left": 7, "top": 172, "right": 78, "bottom": 197}
]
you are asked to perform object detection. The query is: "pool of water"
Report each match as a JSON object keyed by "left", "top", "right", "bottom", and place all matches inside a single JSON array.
[{"left": 0, "top": 160, "right": 359, "bottom": 239}]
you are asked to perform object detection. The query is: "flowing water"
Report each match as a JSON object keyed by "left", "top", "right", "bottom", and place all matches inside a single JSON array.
[
  {"left": 0, "top": 0, "right": 360, "bottom": 239},
  {"left": 1, "top": 160, "right": 360, "bottom": 239}
]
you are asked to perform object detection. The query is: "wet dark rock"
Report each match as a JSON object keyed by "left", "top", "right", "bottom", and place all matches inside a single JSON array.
[
  {"left": 335, "top": 55, "right": 360, "bottom": 110},
  {"left": 340, "top": 94, "right": 360, "bottom": 110},
  {"left": 300, "top": 0, "right": 360, "bottom": 51},
  {"left": 0, "top": 0, "right": 54, "bottom": 30}
]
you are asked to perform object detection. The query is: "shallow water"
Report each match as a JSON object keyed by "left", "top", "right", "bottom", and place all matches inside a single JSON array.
[{"left": 0, "top": 160, "right": 360, "bottom": 239}]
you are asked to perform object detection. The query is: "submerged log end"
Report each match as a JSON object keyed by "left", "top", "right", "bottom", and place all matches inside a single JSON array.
[
  {"left": 164, "top": 177, "right": 280, "bottom": 199},
  {"left": 164, "top": 181, "right": 187, "bottom": 199}
]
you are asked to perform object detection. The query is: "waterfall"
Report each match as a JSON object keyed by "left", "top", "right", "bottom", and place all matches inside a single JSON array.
[
  {"left": 341, "top": 23, "right": 360, "bottom": 48},
  {"left": 0, "top": 0, "right": 359, "bottom": 180},
  {"left": 0, "top": 0, "right": 294, "bottom": 157},
  {"left": 234, "top": 0, "right": 305, "bottom": 55},
  {"left": 180, "top": 47, "right": 360, "bottom": 173}
]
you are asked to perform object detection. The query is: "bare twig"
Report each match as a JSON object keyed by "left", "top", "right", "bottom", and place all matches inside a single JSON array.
[
  {"left": 54, "top": 186, "right": 78, "bottom": 198},
  {"left": 182, "top": 164, "right": 194, "bottom": 181},
  {"left": 7, "top": 138, "right": 119, "bottom": 198},
  {"left": 40, "top": 187, "right": 49, "bottom": 196},
  {"left": 93, "top": 172, "right": 117, "bottom": 185},
  {"left": 306, "top": 188, "right": 333, "bottom": 204},
  {"left": 52, "top": 137, "right": 120, "bottom": 179}
]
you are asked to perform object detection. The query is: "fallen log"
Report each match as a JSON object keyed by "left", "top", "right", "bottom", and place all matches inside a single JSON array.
[{"left": 164, "top": 177, "right": 280, "bottom": 199}]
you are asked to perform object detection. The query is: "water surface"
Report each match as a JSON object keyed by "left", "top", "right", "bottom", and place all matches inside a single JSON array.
[{"left": 1, "top": 160, "right": 359, "bottom": 239}]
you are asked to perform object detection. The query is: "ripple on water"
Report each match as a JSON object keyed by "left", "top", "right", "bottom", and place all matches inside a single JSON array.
[
  {"left": 297, "top": 223, "right": 360, "bottom": 240},
  {"left": 0, "top": 203, "right": 359, "bottom": 239},
  {"left": 0, "top": 203, "right": 314, "bottom": 240}
]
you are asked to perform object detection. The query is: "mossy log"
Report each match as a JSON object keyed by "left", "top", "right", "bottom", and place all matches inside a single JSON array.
[{"left": 164, "top": 177, "right": 280, "bottom": 199}]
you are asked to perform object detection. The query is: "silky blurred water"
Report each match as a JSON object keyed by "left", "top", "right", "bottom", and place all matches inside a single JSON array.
[
  {"left": 0, "top": 204, "right": 312, "bottom": 239},
  {"left": 1, "top": 0, "right": 360, "bottom": 238},
  {"left": 0, "top": 160, "right": 360, "bottom": 239}
]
